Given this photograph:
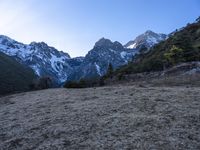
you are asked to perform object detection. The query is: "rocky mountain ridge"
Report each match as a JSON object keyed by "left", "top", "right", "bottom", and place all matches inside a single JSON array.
[{"left": 0, "top": 30, "right": 167, "bottom": 83}]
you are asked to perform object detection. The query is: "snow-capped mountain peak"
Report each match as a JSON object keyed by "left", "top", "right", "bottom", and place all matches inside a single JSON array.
[
  {"left": 68, "top": 38, "right": 137, "bottom": 81},
  {"left": 124, "top": 30, "right": 167, "bottom": 49}
]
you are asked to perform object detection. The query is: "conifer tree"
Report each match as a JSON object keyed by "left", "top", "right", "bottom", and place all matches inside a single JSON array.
[{"left": 107, "top": 63, "right": 113, "bottom": 77}]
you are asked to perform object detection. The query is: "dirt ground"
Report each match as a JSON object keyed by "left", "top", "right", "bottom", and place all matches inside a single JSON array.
[{"left": 0, "top": 84, "right": 200, "bottom": 150}]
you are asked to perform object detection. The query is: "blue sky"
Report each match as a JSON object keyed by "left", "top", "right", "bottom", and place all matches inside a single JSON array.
[{"left": 0, "top": 0, "right": 199, "bottom": 57}]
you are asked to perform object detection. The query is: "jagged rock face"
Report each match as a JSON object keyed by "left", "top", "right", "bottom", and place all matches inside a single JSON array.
[
  {"left": 69, "top": 38, "right": 137, "bottom": 81},
  {"left": 124, "top": 30, "right": 167, "bottom": 49},
  {"left": 0, "top": 35, "right": 76, "bottom": 84}
]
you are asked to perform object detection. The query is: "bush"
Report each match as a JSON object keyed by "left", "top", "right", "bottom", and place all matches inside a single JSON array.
[
  {"left": 64, "top": 77, "right": 105, "bottom": 88},
  {"left": 99, "top": 77, "right": 105, "bottom": 86},
  {"left": 117, "top": 73, "right": 125, "bottom": 81},
  {"left": 64, "top": 80, "right": 87, "bottom": 88},
  {"left": 30, "top": 77, "right": 52, "bottom": 90}
]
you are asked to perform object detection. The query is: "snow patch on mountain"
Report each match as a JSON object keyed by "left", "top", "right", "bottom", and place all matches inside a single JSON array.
[
  {"left": 109, "top": 48, "right": 117, "bottom": 53},
  {"left": 95, "top": 62, "right": 101, "bottom": 76},
  {"left": 30, "top": 65, "right": 41, "bottom": 76},
  {"left": 127, "top": 43, "right": 136, "bottom": 49},
  {"left": 120, "top": 51, "right": 128, "bottom": 59},
  {"left": 50, "top": 54, "right": 66, "bottom": 72}
]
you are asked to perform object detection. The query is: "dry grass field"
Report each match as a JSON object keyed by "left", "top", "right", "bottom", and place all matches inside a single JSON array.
[{"left": 0, "top": 84, "right": 200, "bottom": 149}]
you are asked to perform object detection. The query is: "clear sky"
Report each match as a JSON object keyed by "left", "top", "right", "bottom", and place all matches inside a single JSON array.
[{"left": 0, "top": 0, "right": 199, "bottom": 57}]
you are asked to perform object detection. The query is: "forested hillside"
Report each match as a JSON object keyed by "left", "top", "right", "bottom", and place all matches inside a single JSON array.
[
  {"left": 114, "top": 18, "right": 200, "bottom": 76},
  {"left": 0, "top": 52, "right": 37, "bottom": 95}
]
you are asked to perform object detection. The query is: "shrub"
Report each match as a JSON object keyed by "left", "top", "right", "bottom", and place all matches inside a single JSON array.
[
  {"left": 117, "top": 73, "right": 125, "bottom": 81},
  {"left": 64, "top": 81, "right": 79, "bottom": 88},
  {"left": 64, "top": 77, "right": 105, "bottom": 88},
  {"left": 99, "top": 77, "right": 105, "bottom": 86},
  {"left": 64, "top": 79, "right": 87, "bottom": 88},
  {"left": 30, "top": 77, "right": 52, "bottom": 90}
]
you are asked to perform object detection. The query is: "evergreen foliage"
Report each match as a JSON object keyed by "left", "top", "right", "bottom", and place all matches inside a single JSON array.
[
  {"left": 107, "top": 63, "right": 114, "bottom": 76},
  {"left": 0, "top": 52, "right": 37, "bottom": 95}
]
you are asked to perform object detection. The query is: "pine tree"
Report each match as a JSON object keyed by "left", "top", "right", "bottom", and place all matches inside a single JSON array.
[{"left": 107, "top": 63, "right": 113, "bottom": 77}]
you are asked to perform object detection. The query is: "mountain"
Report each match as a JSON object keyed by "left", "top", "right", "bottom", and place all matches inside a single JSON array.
[
  {"left": 0, "top": 52, "right": 37, "bottom": 95},
  {"left": 113, "top": 18, "right": 200, "bottom": 77},
  {"left": 124, "top": 30, "right": 167, "bottom": 49},
  {"left": 68, "top": 38, "right": 137, "bottom": 80},
  {"left": 0, "top": 30, "right": 167, "bottom": 84},
  {"left": 69, "top": 32, "right": 168, "bottom": 81},
  {"left": 0, "top": 35, "right": 77, "bottom": 84}
]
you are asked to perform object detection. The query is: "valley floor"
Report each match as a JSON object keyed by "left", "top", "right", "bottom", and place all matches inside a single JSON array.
[{"left": 0, "top": 84, "right": 200, "bottom": 149}]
